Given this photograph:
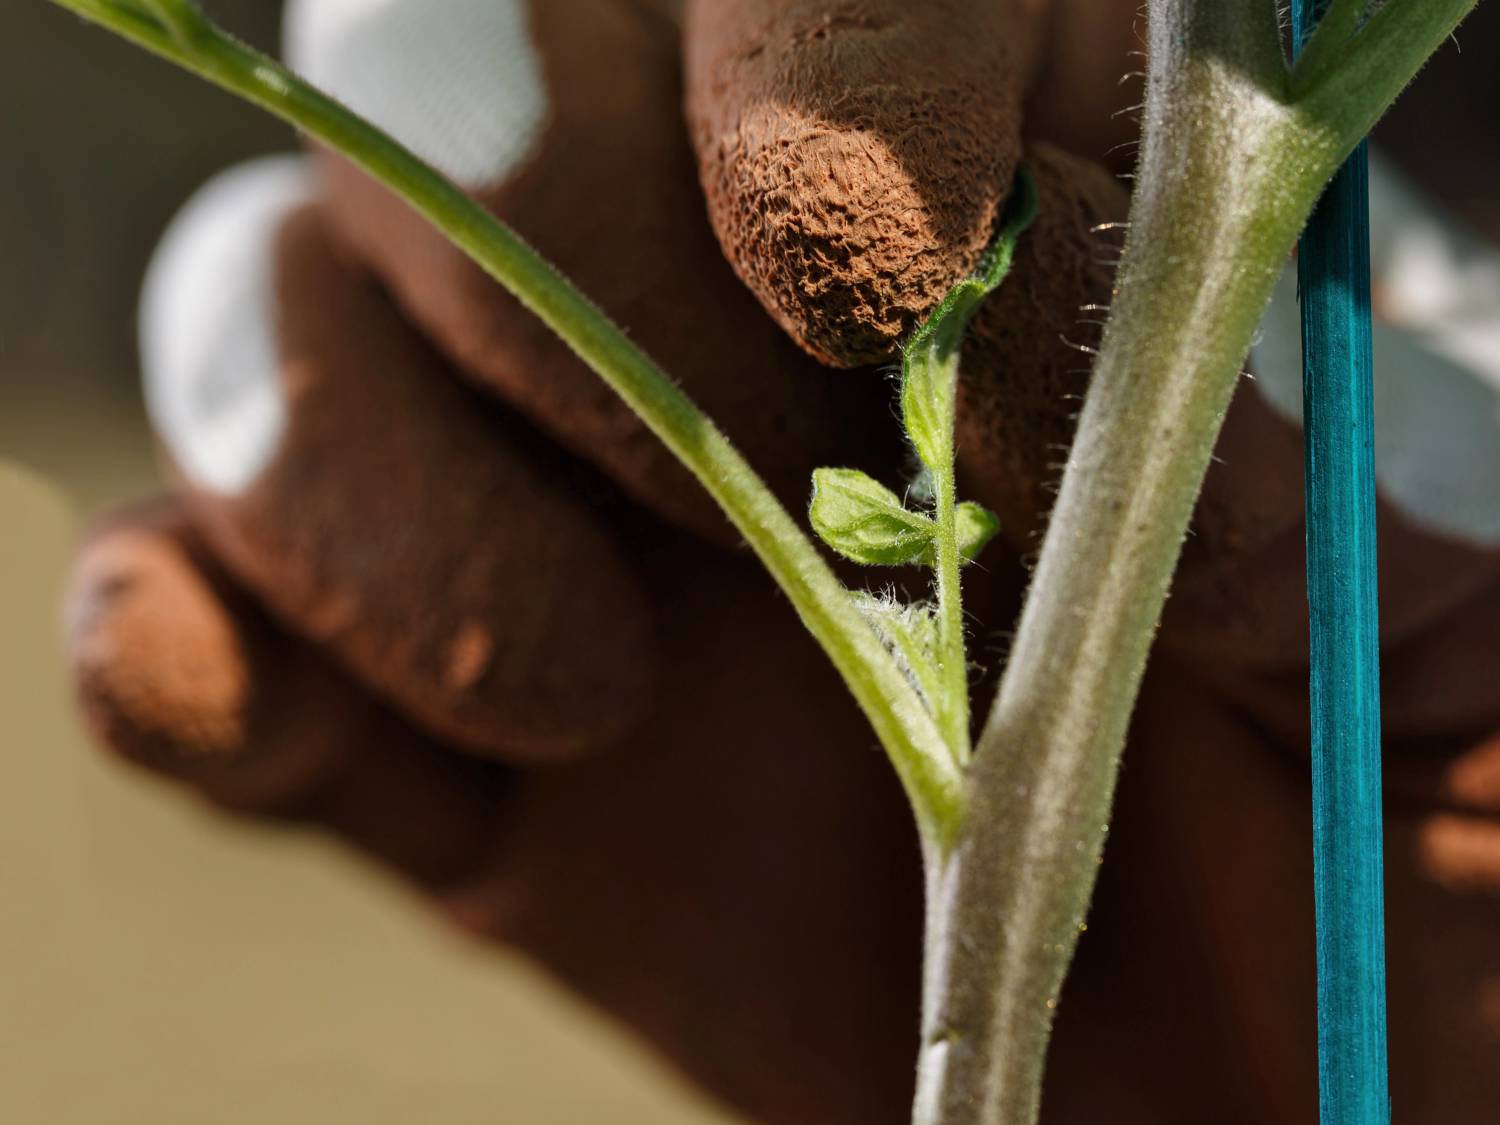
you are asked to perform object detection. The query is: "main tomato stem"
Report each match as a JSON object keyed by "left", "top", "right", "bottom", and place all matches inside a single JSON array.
[{"left": 913, "top": 1, "right": 1477, "bottom": 1120}]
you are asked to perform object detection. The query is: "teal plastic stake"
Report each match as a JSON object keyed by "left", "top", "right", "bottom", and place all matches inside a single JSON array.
[{"left": 1292, "top": 3, "right": 1391, "bottom": 1123}]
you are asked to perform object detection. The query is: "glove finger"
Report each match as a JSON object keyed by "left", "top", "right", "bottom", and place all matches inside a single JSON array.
[
  {"left": 684, "top": 0, "right": 1047, "bottom": 367},
  {"left": 286, "top": 0, "right": 897, "bottom": 542},
  {"left": 66, "top": 499, "right": 506, "bottom": 889},
  {"left": 141, "top": 158, "right": 655, "bottom": 762}
]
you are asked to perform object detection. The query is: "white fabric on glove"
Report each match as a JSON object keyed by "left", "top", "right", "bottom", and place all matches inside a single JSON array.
[
  {"left": 140, "top": 157, "right": 311, "bottom": 496},
  {"left": 1253, "top": 150, "right": 1500, "bottom": 545},
  {"left": 283, "top": 0, "right": 547, "bottom": 188}
]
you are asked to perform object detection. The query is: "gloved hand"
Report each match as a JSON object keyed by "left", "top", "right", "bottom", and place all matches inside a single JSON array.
[{"left": 62, "top": 2, "right": 1500, "bottom": 1122}]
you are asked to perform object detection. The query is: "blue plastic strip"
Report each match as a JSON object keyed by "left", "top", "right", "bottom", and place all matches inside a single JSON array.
[{"left": 1291, "top": 4, "right": 1391, "bottom": 1123}]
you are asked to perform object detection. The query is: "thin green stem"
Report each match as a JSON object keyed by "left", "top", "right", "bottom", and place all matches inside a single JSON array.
[
  {"left": 900, "top": 327, "right": 970, "bottom": 760},
  {"left": 930, "top": 454, "right": 969, "bottom": 762},
  {"left": 912, "top": 0, "right": 1482, "bottom": 1117},
  {"left": 896, "top": 179, "right": 1036, "bottom": 763},
  {"left": 47, "top": 0, "right": 967, "bottom": 842}
]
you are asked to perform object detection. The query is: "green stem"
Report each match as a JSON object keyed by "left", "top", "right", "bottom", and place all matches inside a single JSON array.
[
  {"left": 898, "top": 181, "right": 1036, "bottom": 764},
  {"left": 900, "top": 325, "right": 970, "bottom": 761},
  {"left": 912, "top": 0, "right": 1477, "bottom": 1118},
  {"left": 47, "top": 0, "right": 967, "bottom": 842},
  {"left": 930, "top": 455, "right": 969, "bottom": 762}
]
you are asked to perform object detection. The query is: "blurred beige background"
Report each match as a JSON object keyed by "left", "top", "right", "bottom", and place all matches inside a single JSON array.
[{"left": 1, "top": 4, "right": 731, "bottom": 1122}]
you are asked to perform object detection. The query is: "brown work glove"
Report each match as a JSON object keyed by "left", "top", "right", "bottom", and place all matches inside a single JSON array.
[{"left": 64, "top": 2, "right": 1500, "bottom": 1122}]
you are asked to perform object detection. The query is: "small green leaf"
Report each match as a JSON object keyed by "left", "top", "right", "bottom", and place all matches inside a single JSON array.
[
  {"left": 955, "top": 502, "right": 1002, "bottom": 561},
  {"left": 901, "top": 344, "right": 955, "bottom": 472},
  {"left": 810, "top": 468, "right": 935, "bottom": 566},
  {"left": 854, "top": 592, "right": 944, "bottom": 712},
  {"left": 900, "top": 168, "right": 1039, "bottom": 472}
]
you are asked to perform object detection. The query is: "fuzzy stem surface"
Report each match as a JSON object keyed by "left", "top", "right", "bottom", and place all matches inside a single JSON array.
[
  {"left": 930, "top": 457, "right": 969, "bottom": 759},
  {"left": 910, "top": 0, "right": 1473, "bottom": 1118}
]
